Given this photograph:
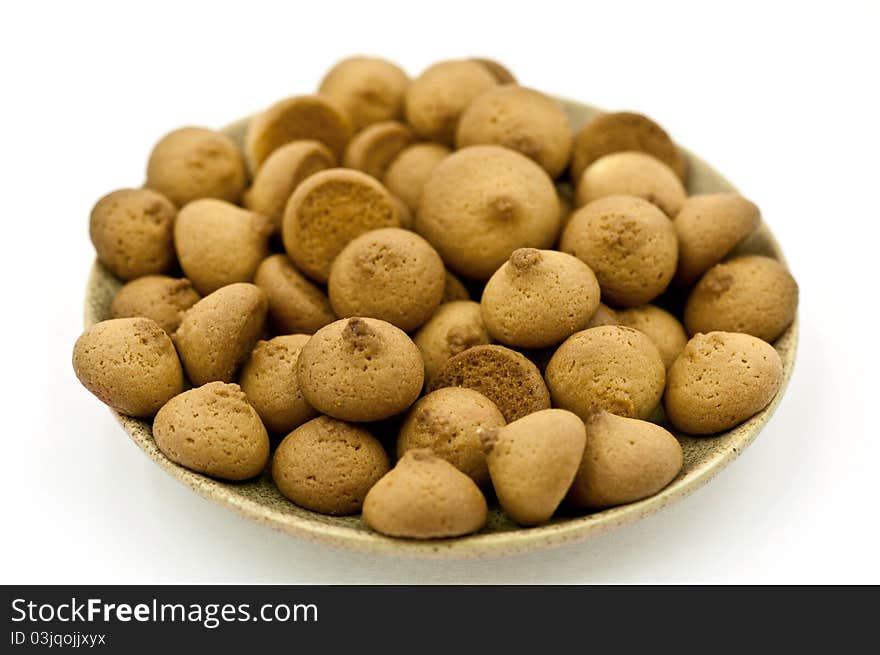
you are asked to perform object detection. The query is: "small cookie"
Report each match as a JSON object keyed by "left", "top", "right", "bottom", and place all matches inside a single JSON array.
[
  {"left": 363, "top": 449, "right": 488, "bottom": 538},
  {"left": 73, "top": 317, "right": 184, "bottom": 418},
  {"left": 297, "top": 318, "right": 424, "bottom": 422},
  {"left": 146, "top": 127, "right": 247, "bottom": 206},
  {"left": 272, "top": 416, "right": 389, "bottom": 515},
  {"left": 239, "top": 334, "right": 318, "bottom": 434},
  {"left": 684, "top": 255, "right": 798, "bottom": 343},
  {"left": 397, "top": 387, "right": 505, "bottom": 486},
  {"left": 469, "top": 57, "right": 516, "bottom": 84},
  {"left": 245, "top": 95, "right": 352, "bottom": 171},
  {"left": 109, "top": 275, "right": 200, "bottom": 335},
  {"left": 617, "top": 304, "right": 688, "bottom": 369},
  {"left": 318, "top": 56, "right": 409, "bottom": 131},
  {"left": 586, "top": 302, "right": 620, "bottom": 329},
  {"left": 343, "top": 120, "right": 416, "bottom": 179},
  {"left": 442, "top": 270, "right": 471, "bottom": 302},
  {"left": 383, "top": 142, "right": 451, "bottom": 212},
  {"left": 174, "top": 283, "right": 268, "bottom": 386},
  {"left": 254, "top": 255, "right": 336, "bottom": 335},
  {"left": 243, "top": 140, "right": 335, "bottom": 231},
  {"left": 174, "top": 199, "right": 273, "bottom": 295},
  {"left": 413, "top": 300, "right": 491, "bottom": 385},
  {"left": 429, "top": 344, "right": 551, "bottom": 422},
  {"left": 89, "top": 188, "right": 177, "bottom": 281},
  {"left": 576, "top": 151, "right": 686, "bottom": 217},
  {"left": 481, "top": 248, "right": 600, "bottom": 348},
  {"left": 561, "top": 195, "right": 678, "bottom": 307},
  {"left": 545, "top": 326, "right": 665, "bottom": 420},
  {"left": 153, "top": 382, "right": 269, "bottom": 481},
  {"left": 328, "top": 228, "right": 445, "bottom": 332},
  {"left": 282, "top": 168, "right": 400, "bottom": 282},
  {"left": 665, "top": 331, "right": 783, "bottom": 435}
]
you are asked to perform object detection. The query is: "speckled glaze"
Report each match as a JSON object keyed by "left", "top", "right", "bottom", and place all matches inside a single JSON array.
[{"left": 83, "top": 99, "right": 798, "bottom": 558}]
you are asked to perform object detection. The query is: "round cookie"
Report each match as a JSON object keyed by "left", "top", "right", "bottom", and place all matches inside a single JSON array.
[
  {"left": 617, "top": 304, "right": 688, "bottom": 369},
  {"left": 397, "top": 387, "right": 505, "bottom": 486},
  {"left": 469, "top": 57, "right": 516, "bottom": 84},
  {"left": 328, "top": 228, "right": 445, "bottom": 332},
  {"left": 545, "top": 325, "right": 665, "bottom": 420},
  {"left": 174, "top": 283, "right": 268, "bottom": 386},
  {"left": 174, "top": 199, "right": 273, "bottom": 295},
  {"left": 481, "top": 248, "right": 600, "bottom": 348},
  {"left": 570, "top": 111, "right": 686, "bottom": 184},
  {"left": 363, "top": 449, "right": 488, "bottom": 539},
  {"left": 245, "top": 95, "right": 352, "bottom": 171},
  {"left": 243, "top": 140, "right": 335, "bottom": 231},
  {"left": 442, "top": 270, "right": 470, "bottom": 302},
  {"left": 383, "top": 142, "right": 450, "bottom": 212},
  {"left": 318, "top": 56, "right": 409, "bottom": 131},
  {"left": 413, "top": 301, "right": 491, "bottom": 384},
  {"left": 153, "top": 382, "right": 269, "bottom": 481},
  {"left": 89, "top": 188, "right": 177, "bottom": 281},
  {"left": 390, "top": 194, "right": 413, "bottom": 230},
  {"left": 146, "top": 127, "right": 247, "bottom": 206},
  {"left": 72, "top": 317, "right": 184, "bottom": 418},
  {"left": 429, "top": 344, "right": 551, "bottom": 422},
  {"left": 239, "top": 334, "right": 318, "bottom": 434},
  {"left": 576, "top": 151, "right": 686, "bottom": 217},
  {"left": 664, "top": 331, "right": 784, "bottom": 435},
  {"left": 109, "top": 275, "right": 200, "bottom": 335},
  {"left": 342, "top": 120, "right": 416, "bottom": 179},
  {"left": 272, "top": 416, "right": 389, "bottom": 515},
  {"left": 560, "top": 195, "right": 678, "bottom": 307},
  {"left": 404, "top": 60, "right": 498, "bottom": 145},
  {"left": 297, "top": 318, "right": 424, "bottom": 422},
  {"left": 282, "top": 168, "right": 400, "bottom": 283},
  {"left": 673, "top": 193, "right": 761, "bottom": 287},
  {"left": 254, "top": 255, "right": 335, "bottom": 335},
  {"left": 567, "top": 410, "right": 683, "bottom": 509},
  {"left": 416, "top": 145, "right": 559, "bottom": 280},
  {"left": 586, "top": 302, "right": 620, "bottom": 329},
  {"left": 456, "top": 85, "right": 573, "bottom": 178},
  {"left": 684, "top": 255, "right": 798, "bottom": 342},
  {"left": 482, "top": 409, "right": 586, "bottom": 525}
]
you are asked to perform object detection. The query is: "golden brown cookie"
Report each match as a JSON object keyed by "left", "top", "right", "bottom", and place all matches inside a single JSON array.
[
  {"left": 253, "top": 255, "right": 336, "bottom": 335},
  {"left": 456, "top": 85, "right": 573, "bottom": 178},
  {"left": 442, "top": 270, "right": 470, "bottom": 302},
  {"left": 545, "top": 326, "right": 665, "bottom": 420},
  {"left": 429, "top": 344, "right": 551, "bottom": 422},
  {"left": 297, "top": 318, "right": 424, "bottom": 422},
  {"left": 673, "top": 193, "right": 761, "bottom": 287},
  {"left": 482, "top": 409, "right": 586, "bottom": 525},
  {"left": 413, "top": 300, "right": 491, "bottom": 385},
  {"left": 416, "top": 145, "right": 559, "bottom": 280},
  {"left": 664, "top": 331, "right": 783, "bottom": 435},
  {"left": 239, "top": 334, "right": 318, "bottom": 434},
  {"left": 561, "top": 195, "right": 678, "bottom": 307},
  {"left": 404, "top": 60, "right": 498, "bottom": 145},
  {"left": 282, "top": 168, "right": 400, "bottom": 282},
  {"left": 245, "top": 95, "right": 352, "bottom": 171},
  {"left": 89, "top": 188, "right": 177, "bottom": 281},
  {"left": 109, "top": 275, "right": 200, "bottom": 335},
  {"left": 73, "top": 317, "right": 184, "bottom": 418},
  {"left": 243, "top": 140, "right": 335, "bottom": 231},
  {"left": 567, "top": 410, "right": 682, "bottom": 508},
  {"left": 576, "top": 151, "right": 686, "bottom": 217},
  {"left": 586, "top": 302, "right": 621, "bottom": 329},
  {"left": 146, "top": 127, "right": 248, "bottom": 206},
  {"left": 342, "top": 120, "right": 416, "bottom": 179},
  {"left": 570, "top": 111, "right": 686, "bottom": 184},
  {"left": 469, "top": 57, "right": 517, "bottom": 84},
  {"left": 318, "top": 56, "right": 409, "bottom": 131},
  {"left": 617, "top": 304, "right": 688, "bottom": 369},
  {"left": 272, "top": 416, "right": 389, "bottom": 515},
  {"left": 328, "top": 228, "right": 445, "bottom": 332},
  {"left": 363, "top": 449, "right": 488, "bottom": 538},
  {"left": 383, "top": 142, "right": 451, "bottom": 212},
  {"left": 153, "top": 382, "right": 269, "bottom": 480},
  {"left": 684, "top": 255, "right": 798, "bottom": 343},
  {"left": 174, "top": 199, "right": 273, "bottom": 295},
  {"left": 397, "top": 387, "right": 505, "bottom": 486},
  {"left": 174, "top": 283, "right": 268, "bottom": 386},
  {"left": 481, "top": 248, "right": 600, "bottom": 348}
]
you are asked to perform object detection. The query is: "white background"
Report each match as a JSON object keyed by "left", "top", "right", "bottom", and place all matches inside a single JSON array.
[{"left": 3, "top": 0, "right": 878, "bottom": 583}]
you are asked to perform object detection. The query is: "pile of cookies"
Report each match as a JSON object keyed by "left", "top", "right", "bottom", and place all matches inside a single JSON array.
[{"left": 73, "top": 56, "right": 798, "bottom": 539}]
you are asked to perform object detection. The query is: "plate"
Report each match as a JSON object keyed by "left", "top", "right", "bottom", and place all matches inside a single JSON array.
[{"left": 83, "top": 98, "right": 798, "bottom": 558}]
